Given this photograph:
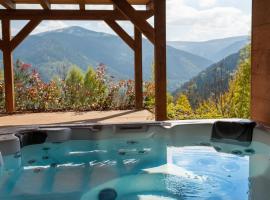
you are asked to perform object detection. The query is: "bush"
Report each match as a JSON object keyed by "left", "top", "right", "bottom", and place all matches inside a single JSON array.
[{"left": 0, "top": 61, "right": 152, "bottom": 112}]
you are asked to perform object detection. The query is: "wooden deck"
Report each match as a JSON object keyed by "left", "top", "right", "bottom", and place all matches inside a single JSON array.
[{"left": 0, "top": 110, "right": 154, "bottom": 127}]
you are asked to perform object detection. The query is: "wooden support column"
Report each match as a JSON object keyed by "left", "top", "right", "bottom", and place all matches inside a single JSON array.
[
  {"left": 134, "top": 27, "right": 143, "bottom": 109},
  {"left": 153, "top": 0, "right": 167, "bottom": 121},
  {"left": 251, "top": 0, "right": 270, "bottom": 126},
  {"left": 2, "top": 19, "right": 15, "bottom": 113},
  {"left": 0, "top": 19, "right": 41, "bottom": 113}
]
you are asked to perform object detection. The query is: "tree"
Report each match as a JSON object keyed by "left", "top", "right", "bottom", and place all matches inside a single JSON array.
[
  {"left": 65, "top": 65, "right": 84, "bottom": 108},
  {"left": 195, "top": 99, "right": 222, "bottom": 119},
  {"left": 84, "top": 66, "right": 106, "bottom": 107},
  {"left": 174, "top": 94, "right": 193, "bottom": 119},
  {"left": 222, "top": 45, "right": 251, "bottom": 118},
  {"left": 0, "top": 68, "right": 4, "bottom": 81}
]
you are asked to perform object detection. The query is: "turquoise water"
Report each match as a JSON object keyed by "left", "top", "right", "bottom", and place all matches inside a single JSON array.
[{"left": 0, "top": 138, "right": 255, "bottom": 200}]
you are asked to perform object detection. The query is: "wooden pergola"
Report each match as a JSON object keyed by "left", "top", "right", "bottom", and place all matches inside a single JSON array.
[{"left": 0, "top": 0, "right": 167, "bottom": 121}]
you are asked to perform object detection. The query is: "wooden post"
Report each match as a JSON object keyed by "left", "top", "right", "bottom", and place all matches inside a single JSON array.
[
  {"left": 251, "top": 0, "right": 270, "bottom": 126},
  {"left": 153, "top": 0, "right": 167, "bottom": 121},
  {"left": 134, "top": 27, "right": 143, "bottom": 109},
  {"left": 2, "top": 19, "right": 15, "bottom": 113}
]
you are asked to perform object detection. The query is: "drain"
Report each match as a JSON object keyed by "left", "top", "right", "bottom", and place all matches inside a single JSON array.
[
  {"left": 98, "top": 188, "right": 117, "bottom": 200},
  {"left": 42, "top": 147, "right": 50, "bottom": 151},
  {"left": 42, "top": 156, "right": 49, "bottom": 160},
  {"left": 14, "top": 152, "right": 21, "bottom": 158},
  {"left": 138, "top": 150, "right": 146, "bottom": 154},
  {"left": 33, "top": 168, "right": 42, "bottom": 173},
  {"left": 52, "top": 141, "right": 62, "bottom": 144},
  {"left": 28, "top": 159, "right": 36, "bottom": 164},
  {"left": 231, "top": 150, "right": 243, "bottom": 155},
  {"left": 244, "top": 148, "right": 255, "bottom": 154},
  {"left": 118, "top": 151, "right": 126, "bottom": 156},
  {"left": 50, "top": 163, "right": 58, "bottom": 168},
  {"left": 127, "top": 140, "right": 138, "bottom": 145}
]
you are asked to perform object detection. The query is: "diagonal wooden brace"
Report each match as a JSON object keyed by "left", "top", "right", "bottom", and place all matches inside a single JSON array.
[
  {"left": 10, "top": 19, "right": 41, "bottom": 51},
  {"left": 105, "top": 19, "right": 135, "bottom": 50},
  {"left": 1, "top": 0, "right": 15, "bottom": 9},
  {"left": 111, "top": 0, "right": 154, "bottom": 44}
]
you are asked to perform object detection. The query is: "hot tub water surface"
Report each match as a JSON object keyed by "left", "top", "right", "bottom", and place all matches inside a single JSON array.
[{"left": 0, "top": 122, "right": 269, "bottom": 200}]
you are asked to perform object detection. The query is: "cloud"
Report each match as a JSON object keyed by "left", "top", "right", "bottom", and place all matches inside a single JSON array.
[
  {"left": 32, "top": 21, "right": 68, "bottom": 34},
  {"left": 166, "top": 0, "right": 251, "bottom": 41},
  {"left": 9, "top": 0, "right": 251, "bottom": 41},
  {"left": 198, "top": 0, "right": 216, "bottom": 8}
]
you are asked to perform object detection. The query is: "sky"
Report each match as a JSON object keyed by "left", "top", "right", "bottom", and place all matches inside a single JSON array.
[{"left": 9, "top": 0, "right": 251, "bottom": 42}]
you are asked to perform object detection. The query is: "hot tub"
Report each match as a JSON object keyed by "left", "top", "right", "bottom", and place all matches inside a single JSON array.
[{"left": 0, "top": 119, "right": 269, "bottom": 200}]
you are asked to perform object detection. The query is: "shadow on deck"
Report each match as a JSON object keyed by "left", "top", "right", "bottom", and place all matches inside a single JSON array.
[{"left": 0, "top": 110, "right": 154, "bottom": 128}]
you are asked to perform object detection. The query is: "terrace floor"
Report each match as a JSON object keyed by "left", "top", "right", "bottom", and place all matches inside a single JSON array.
[{"left": 0, "top": 110, "right": 154, "bottom": 128}]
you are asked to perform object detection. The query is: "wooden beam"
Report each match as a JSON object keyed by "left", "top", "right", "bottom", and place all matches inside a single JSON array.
[
  {"left": 40, "top": 0, "right": 51, "bottom": 10},
  {"left": 10, "top": 19, "right": 41, "bottom": 50},
  {"left": 111, "top": 0, "right": 154, "bottom": 44},
  {"left": 2, "top": 19, "right": 15, "bottom": 113},
  {"left": 0, "top": 9, "right": 154, "bottom": 20},
  {"left": 105, "top": 19, "right": 135, "bottom": 50},
  {"left": 251, "top": 0, "right": 270, "bottom": 126},
  {"left": 134, "top": 27, "right": 143, "bottom": 109},
  {"left": 154, "top": 0, "right": 167, "bottom": 121},
  {"left": 0, "top": 40, "right": 3, "bottom": 50},
  {"left": 0, "top": 0, "right": 15, "bottom": 9},
  {"left": 146, "top": 0, "right": 154, "bottom": 10},
  {"left": 0, "top": 0, "right": 150, "bottom": 4},
  {"left": 78, "top": 0, "right": 85, "bottom": 10}
]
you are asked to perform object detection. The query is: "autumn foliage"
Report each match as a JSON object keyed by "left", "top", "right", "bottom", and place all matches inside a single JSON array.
[{"left": 0, "top": 61, "right": 154, "bottom": 112}]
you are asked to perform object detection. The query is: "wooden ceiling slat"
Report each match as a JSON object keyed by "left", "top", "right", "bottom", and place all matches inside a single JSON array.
[
  {"left": 2, "top": 0, "right": 149, "bottom": 5},
  {"left": 0, "top": 9, "right": 154, "bottom": 20},
  {"left": 1, "top": 0, "right": 16, "bottom": 9}
]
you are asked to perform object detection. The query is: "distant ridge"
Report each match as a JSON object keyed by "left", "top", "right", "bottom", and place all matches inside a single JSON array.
[
  {"left": 2, "top": 26, "right": 212, "bottom": 91},
  {"left": 168, "top": 36, "right": 249, "bottom": 62}
]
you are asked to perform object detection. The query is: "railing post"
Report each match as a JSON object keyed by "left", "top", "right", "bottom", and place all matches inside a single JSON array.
[{"left": 134, "top": 27, "right": 143, "bottom": 109}]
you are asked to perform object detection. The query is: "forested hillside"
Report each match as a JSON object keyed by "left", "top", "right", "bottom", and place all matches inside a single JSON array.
[
  {"left": 1, "top": 26, "right": 212, "bottom": 91},
  {"left": 173, "top": 45, "right": 250, "bottom": 108},
  {"left": 169, "top": 45, "right": 251, "bottom": 119},
  {"left": 174, "top": 52, "right": 239, "bottom": 107}
]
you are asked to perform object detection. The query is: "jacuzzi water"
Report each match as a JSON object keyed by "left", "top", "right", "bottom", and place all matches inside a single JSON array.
[{"left": 0, "top": 134, "right": 266, "bottom": 200}]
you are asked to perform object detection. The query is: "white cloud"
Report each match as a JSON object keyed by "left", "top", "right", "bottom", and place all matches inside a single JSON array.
[
  {"left": 9, "top": 0, "right": 251, "bottom": 41},
  {"left": 198, "top": 0, "right": 216, "bottom": 8},
  {"left": 166, "top": 0, "right": 251, "bottom": 41},
  {"left": 32, "top": 21, "right": 68, "bottom": 34}
]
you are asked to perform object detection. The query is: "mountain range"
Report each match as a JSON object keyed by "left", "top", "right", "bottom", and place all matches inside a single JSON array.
[
  {"left": 0, "top": 26, "right": 249, "bottom": 91},
  {"left": 168, "top": 36, "right": 249, "bottom": 62}
]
